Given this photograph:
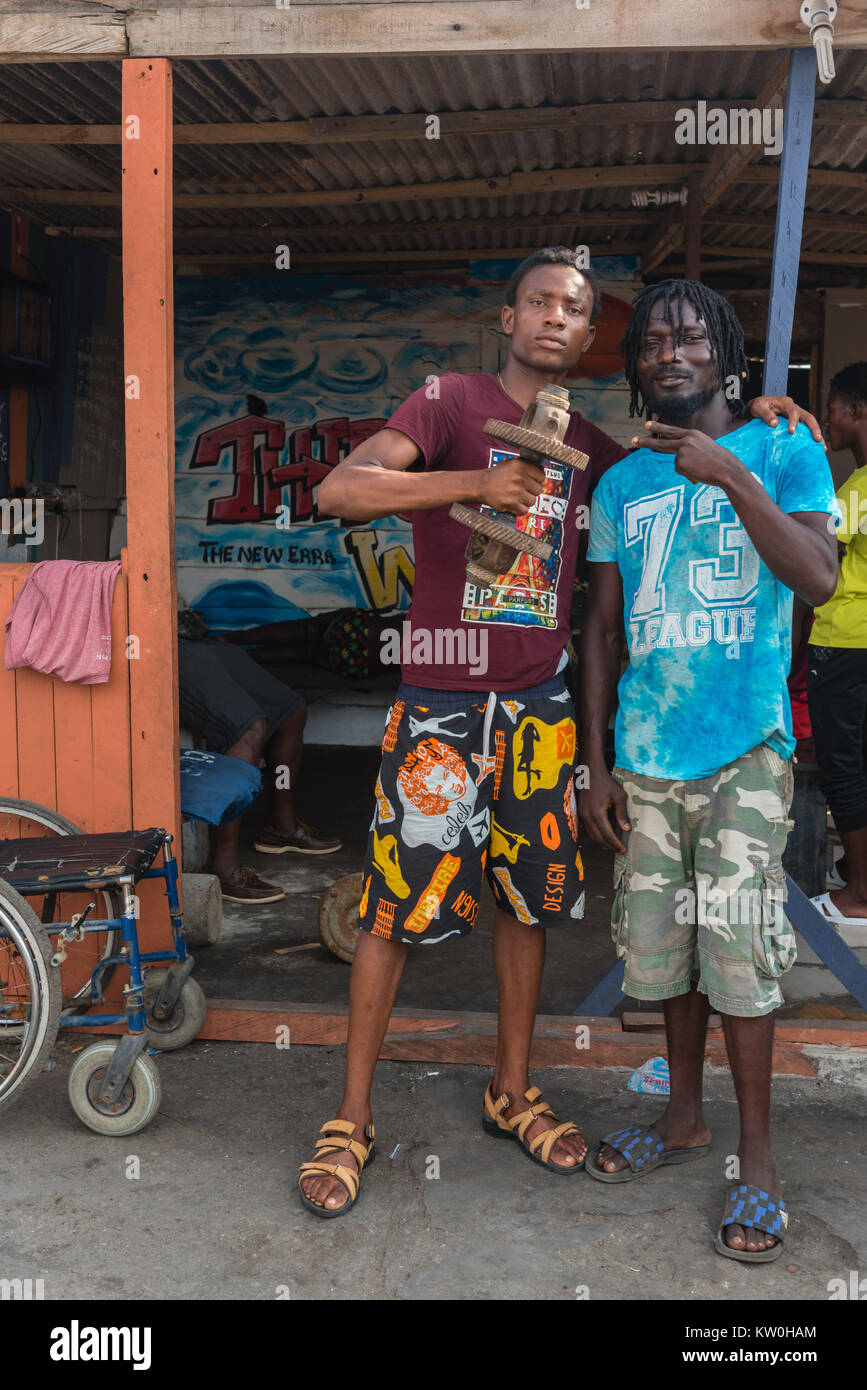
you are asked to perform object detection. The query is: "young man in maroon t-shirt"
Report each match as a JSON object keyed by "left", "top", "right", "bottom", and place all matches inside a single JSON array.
[{"left": 297, "top": 247, "right": 819, "bottom": 1218}]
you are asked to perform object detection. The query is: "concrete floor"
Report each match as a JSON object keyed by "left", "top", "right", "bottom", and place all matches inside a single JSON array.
[
  {"left": 0, "top": 1040, "right": 863, "bottom": 1301},
  {"left": 2, "top": 746, "right": 864, "bottom": 1303}
]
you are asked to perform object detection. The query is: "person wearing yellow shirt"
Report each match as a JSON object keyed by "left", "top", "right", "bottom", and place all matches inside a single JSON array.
[{"left": 808, "top": 361, "right": 867, "bottom": 932}]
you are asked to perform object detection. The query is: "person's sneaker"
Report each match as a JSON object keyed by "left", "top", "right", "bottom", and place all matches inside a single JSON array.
[
  {"left": 254, "top": 820, "right": 342, "bottom": 855},
  {"left": 218, "top": 865, "right": 286, "bottom": 904}
]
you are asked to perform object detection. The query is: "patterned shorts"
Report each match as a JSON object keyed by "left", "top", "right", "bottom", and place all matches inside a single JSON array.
[
  {"left": 359, "top": 676, "right": 585, "bottom": 945},
  {"left": 611, "top": 744, "right": 796, "bottom": 1017}
]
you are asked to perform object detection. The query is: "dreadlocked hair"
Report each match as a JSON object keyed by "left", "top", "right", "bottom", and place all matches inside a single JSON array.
[{"left": 622, "top": 278, "right": 749, "bottom": 420}]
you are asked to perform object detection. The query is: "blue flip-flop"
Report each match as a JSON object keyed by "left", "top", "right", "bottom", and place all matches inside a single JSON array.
[
  {"left": 714, "top": 1183, "right": 788, "bottom": 1263},
  {"left": 586, "top": 1124, "right": 710, "bottom": 1183}
]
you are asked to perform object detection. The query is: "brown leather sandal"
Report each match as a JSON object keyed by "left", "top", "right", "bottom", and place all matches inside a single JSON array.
[
  {"left": 298, "top": 1119, "right": 376, "bottom": 1218},
  {"left": 482, "top": 1082, "right": 586, "bottom": 1174}
]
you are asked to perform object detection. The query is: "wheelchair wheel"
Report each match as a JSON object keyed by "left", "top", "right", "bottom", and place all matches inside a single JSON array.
[
  {"left": 0, "top": 879, "right": 61, "bottom": 1114},
  {"left": 68, "top": 1043, "right": 161, "bottom": 1136},
  {"left": 143, "top": 969, "right": 207, "bottom": 1051},
  {"left": 0, "top": 797, "right": 121, "bottom": 1012}
]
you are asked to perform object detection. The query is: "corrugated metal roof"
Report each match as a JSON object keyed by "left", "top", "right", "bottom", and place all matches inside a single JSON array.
[{"left": 0, "top": 49, "right": 863, "bottom": 277}]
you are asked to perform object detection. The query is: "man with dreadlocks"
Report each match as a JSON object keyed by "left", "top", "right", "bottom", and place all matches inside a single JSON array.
[{"left": 579, "top": 278, "right": 839, "bottom": 1263}]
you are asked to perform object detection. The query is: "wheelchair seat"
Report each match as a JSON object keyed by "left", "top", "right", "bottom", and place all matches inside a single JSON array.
[{"left": 0, "top": 828, "right": 167, "bottom": 895}]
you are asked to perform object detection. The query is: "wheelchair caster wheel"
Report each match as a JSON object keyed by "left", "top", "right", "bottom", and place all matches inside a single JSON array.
[
  {"left": 68, "top": 1043, "right": 161, "bottom": 1136},
  {"left": 143, "top": 969, "right": 207, "bottom": 1051}
]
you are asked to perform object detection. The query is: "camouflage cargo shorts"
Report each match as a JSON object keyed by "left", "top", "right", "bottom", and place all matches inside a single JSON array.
[{"left": 611, "top": 743, "right": 796, "bottom": 1018}]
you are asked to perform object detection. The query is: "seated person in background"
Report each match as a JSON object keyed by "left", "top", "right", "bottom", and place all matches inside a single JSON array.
[
  {"left": 807, "top": 361, "right": 867, "bottom": 925},
  {"left": 178, "top": 603, "right": 341, "bottom": 905}
]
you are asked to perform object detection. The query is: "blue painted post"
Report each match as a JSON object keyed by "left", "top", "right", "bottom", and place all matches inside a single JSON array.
[
  {"left": 572, "top": 960, "right": 624, "bottom": 1017},
  {"left": 573, "top": 877, "right": 867, "bottom": 1016},
  {"left": 783, "top": 873, "right": 867, "bottom": 1010},
  {"left": 763, "top": 47, "right": 818, "bottom": 395},
  {"left": 761, "top": 53, "right": 867, "bottom": 1005}
]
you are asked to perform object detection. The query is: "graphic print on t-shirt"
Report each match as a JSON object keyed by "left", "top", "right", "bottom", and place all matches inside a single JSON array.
[
  {"left": 625, "top": 481, "right": 760, "bottom": 658},
  {"left": 460, "top": 447, "right": 572, "bottom": 629},
  {"left": 585, "top": 418, "right": 840, "bottom": 780}
]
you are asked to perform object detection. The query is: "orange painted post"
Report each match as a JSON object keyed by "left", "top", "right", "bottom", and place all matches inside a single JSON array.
[{"left": 121, "top": 58, "right": 181, "bottom": 952}]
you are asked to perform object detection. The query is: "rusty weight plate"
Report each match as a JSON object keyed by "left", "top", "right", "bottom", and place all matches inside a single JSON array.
[{"left": 318, "top": 872, "right": 363, "bottom": 962}]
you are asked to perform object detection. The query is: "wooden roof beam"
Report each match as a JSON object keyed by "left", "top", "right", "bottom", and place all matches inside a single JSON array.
[
  {"left": 43, "top": 210, "right": 867, "bottom": 243},
  {"left": 1, "top": 2, "right": 866, "bottom": 62},
  {"left": 44, "top": 210, "right": 666, "bottom": 241},
  {"left": 3, "top": 162, "right": 863, "bottom": 216},
  {"left": 699, "top": 245, "right": 867, "bottom": 267},
  {"left": 1, "top": 100, "right": 865, "bottom": 145},
  {"left": 0, "top": 163, "right": 693, "bottom": 209}
]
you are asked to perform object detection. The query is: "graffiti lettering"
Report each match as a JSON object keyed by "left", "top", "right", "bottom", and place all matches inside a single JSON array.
[
  {"left": 237, "top": 545, "right": 279, "bottom": 564},
  {"left": 199, "top": 542, "right": 236, "bottom": 563},
  {"left": 285, "top": 545, "right": 335, "bottom": 566},
  {"left": 191, "top": 411, "right": 286, "bottom": 523},
  {"left": 197, "top": 540, "right": 337, "bottom": 567},
  {"left": 277, "top": 416, "right": 387, "bottom": 525},
  {"left": 189, "top": 410, "right": 387, "bottom": 527},
  {"left": 344, "top": 529, "right": 414, "bottom": 610}
]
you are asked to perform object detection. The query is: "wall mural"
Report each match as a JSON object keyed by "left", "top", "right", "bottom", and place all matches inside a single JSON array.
[{"left": 174, "top": 260, "right": 637, "bottom": 630}]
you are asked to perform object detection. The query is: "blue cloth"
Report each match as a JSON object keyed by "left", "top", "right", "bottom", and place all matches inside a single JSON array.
[
  {"left": 180, "top": 748, "right": 262, "bottom": 826},
  {"left": 587, "top": 419, "right": 840, "bottom": 780}
]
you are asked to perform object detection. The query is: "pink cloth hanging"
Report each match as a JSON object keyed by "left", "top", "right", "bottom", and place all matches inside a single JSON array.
[{"left": 4, "top": 559, "right": 122, "bottom": 684}]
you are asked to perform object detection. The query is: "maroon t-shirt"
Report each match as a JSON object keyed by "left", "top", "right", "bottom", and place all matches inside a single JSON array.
[{"left": 388, "top": 372, "right": 627, "bottom": 691}]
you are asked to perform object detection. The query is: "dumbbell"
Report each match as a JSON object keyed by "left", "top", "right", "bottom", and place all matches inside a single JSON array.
[{"left": 450, "top": 384, "right": 589, "bottom": 586}]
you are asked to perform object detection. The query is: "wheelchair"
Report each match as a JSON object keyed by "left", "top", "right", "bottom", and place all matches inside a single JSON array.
[{"left": 0, "top": 798, "right": 206, "bottom": 1135}]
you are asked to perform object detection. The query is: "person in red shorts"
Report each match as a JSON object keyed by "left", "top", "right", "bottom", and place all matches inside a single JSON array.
[{"left": 296, "top": 246, "right": 820, "bottom": 1218}]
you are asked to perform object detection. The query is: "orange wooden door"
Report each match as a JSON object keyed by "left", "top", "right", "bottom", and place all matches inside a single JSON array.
[{"left": 0, "top": 554, "right": 176, "bottom": 1005}]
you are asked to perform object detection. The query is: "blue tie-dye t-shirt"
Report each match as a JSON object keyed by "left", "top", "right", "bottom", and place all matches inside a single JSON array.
[{"left": 586, "top": 419, "right": 839, "bottom": 780}]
